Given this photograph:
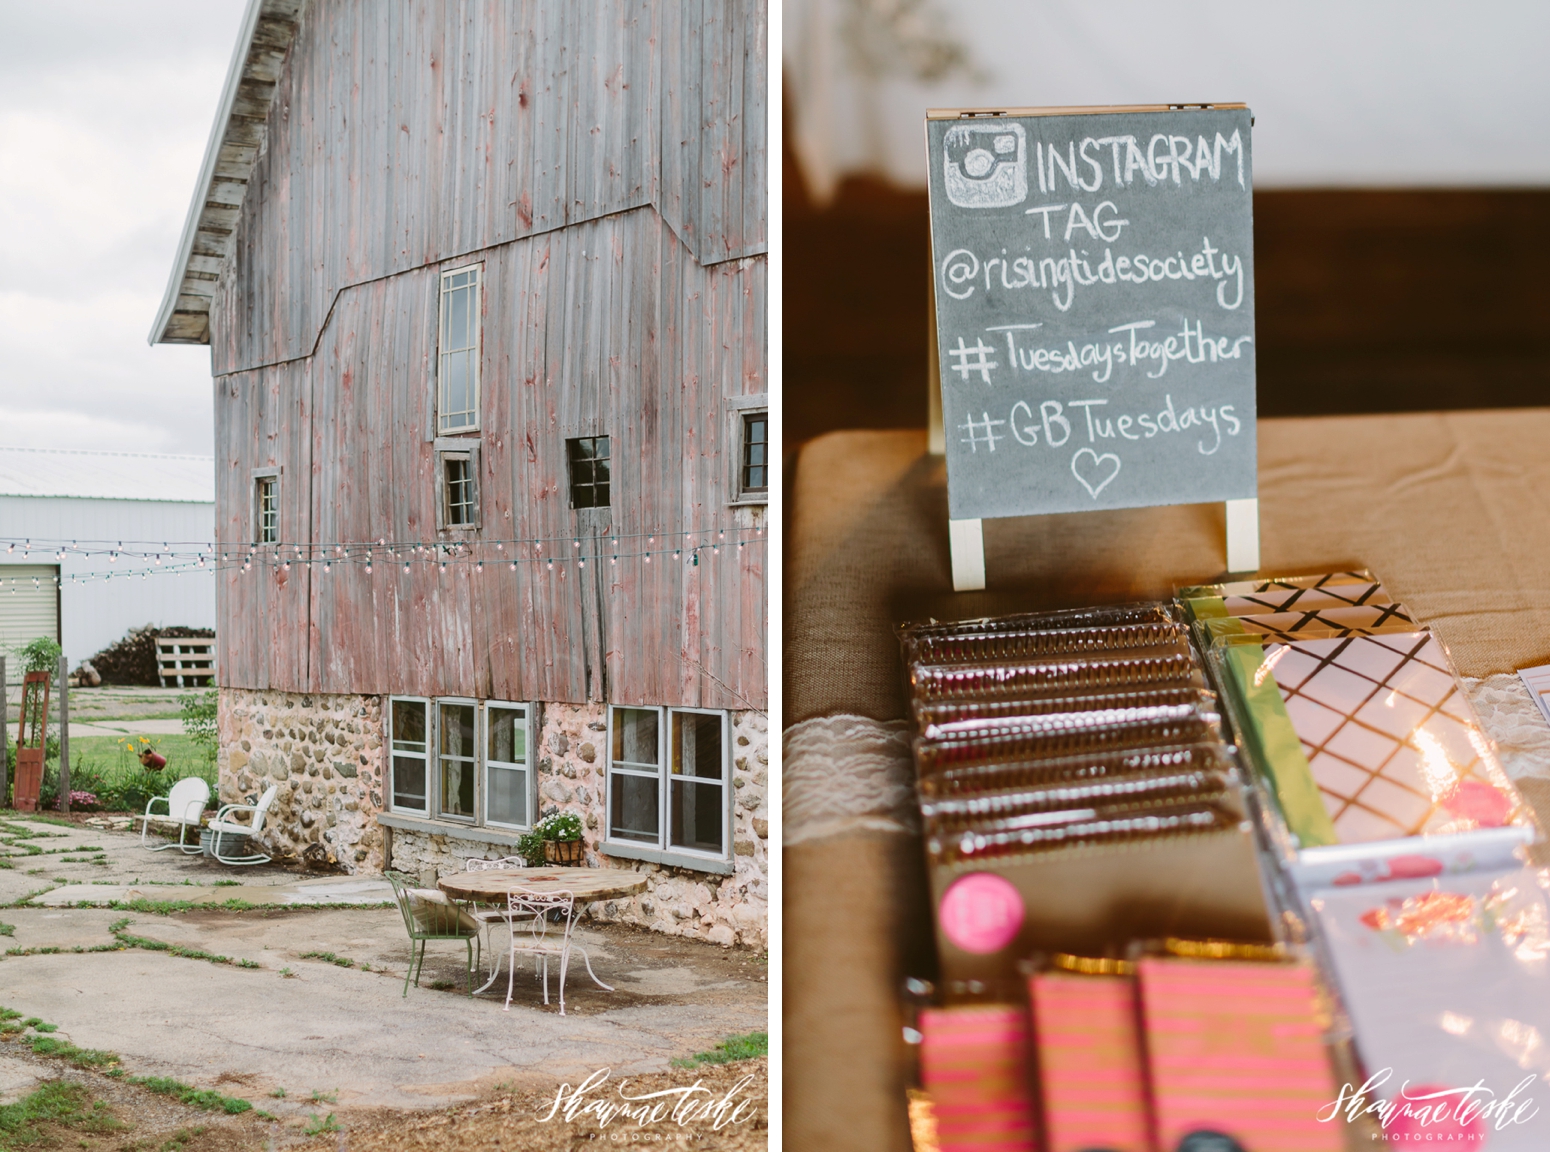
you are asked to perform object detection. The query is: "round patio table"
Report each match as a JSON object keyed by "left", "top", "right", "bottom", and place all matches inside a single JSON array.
[
  {"left": 437, "top": 866, "right": 647, "bottom": 903},
  {"left": 438, "top": 867, "right": 647, "bottom": 997}
]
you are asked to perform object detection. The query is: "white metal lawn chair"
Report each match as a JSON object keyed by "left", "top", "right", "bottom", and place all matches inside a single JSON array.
[
  {"left": 462, "top": 857, "right": 538, "bottom": 991},
  {"left": 503, "top": 888, "right": 611, "bottom": 1016},
  {"left": 138, "top": 776, "right": 211, "bottom": 853},
  {"left": 206, "top": 784, "right": 279, "bottom": 865}
]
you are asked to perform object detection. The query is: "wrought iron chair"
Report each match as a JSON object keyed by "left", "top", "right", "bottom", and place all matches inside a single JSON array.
[
  {"left": 503, "top": 888, "right": 612, "bottom": 1016},
  {"left": 138, "top": 776, "right": 211, "bottom": 853},
  {"left": 462, "top": 857, "right": 537, "bottom": 989},
  {"left": 206, "top": 784, "right": 279, "bottom": 865},
  {"left": 386, "top": 871, "right": 481, "bottom": 997}
]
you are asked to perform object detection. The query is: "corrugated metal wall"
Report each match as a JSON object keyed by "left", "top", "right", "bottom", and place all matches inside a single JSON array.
[
  {"left": 0, "top": 498, "right": 216, "bottom": 666},
  {"left": 209, "top": 0, "right": 766, "bottom": 708}
]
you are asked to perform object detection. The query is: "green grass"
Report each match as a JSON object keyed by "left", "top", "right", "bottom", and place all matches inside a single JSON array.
[
  {"left": 671, "top": 1031, "right": 768, "bottom": 1068},
  {"left": 0, "top": 923, "right": 12, "bottom": 937},
  {"left": 129, "top": 1076, "right": 252, "bottom": 1115},
  {"left": 0, "top": 1081, "right": 124, "bottom": 1149},
  {"left": 303, "top": 1113, "right": 340, "bottom": 1136},
  {"left": 300, "top": 950, "right": 355, "bottom": 968}
]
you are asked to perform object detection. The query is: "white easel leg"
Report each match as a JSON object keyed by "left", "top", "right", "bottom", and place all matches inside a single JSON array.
[
  {"left": 949, "top": 519, "right": 986, "bottom": 592},
  {"left": 1225, "top": 498, "right": 1260, "bottom": 574}
]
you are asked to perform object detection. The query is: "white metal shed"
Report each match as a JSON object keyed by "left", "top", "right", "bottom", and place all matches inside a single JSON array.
[{"left": 0, "top": 446, "right": 215, "bottom": 679}]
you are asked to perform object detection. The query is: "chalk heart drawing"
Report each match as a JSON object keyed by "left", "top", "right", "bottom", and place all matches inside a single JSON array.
[{"left": 1071, "top": 448, "right": 1122, "bottom": 497}]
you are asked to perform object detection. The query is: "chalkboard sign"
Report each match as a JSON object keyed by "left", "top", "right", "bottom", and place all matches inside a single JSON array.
[{"left": 928, "top": 106, "right": 1257, "bottom": 522}]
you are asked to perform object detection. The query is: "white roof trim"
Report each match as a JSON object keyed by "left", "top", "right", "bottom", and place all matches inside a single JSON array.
[{"left": 149, "top": 0, "right": 305, "bottom": 346}]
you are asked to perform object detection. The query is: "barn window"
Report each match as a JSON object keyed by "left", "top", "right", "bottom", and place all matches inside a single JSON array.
[
  {"left": 434, "top": 440, "right": 480, "bottom": 531},
  {"left": 385, "top": 697, "right": 535, "bottom": 831},
  {"left": 567, "top": 436, "right": 611, "bottom": 509},
  {"left": 437, "top": 265, "right": 481, "bottom": 433},
  {"left": 388, "top": 697, "right": 430, "bottom": 815},
  {"left": 606, "top": 706, "right": 730, "bottom": 867},
  {"left": 254, "top": 474, "right": 280, "bottom": 544},
  {"left": 739, "top": 412, "right": 768, "bottom": 496},
  {"left": 484, "top": 703, "right": 531, "bottom": 828},
  {"left": 437, "top": 700, "right": 478, "bottom": 822}
]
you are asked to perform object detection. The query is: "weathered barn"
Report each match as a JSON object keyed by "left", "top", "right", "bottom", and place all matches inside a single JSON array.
[{"left": 151, "top": 0, "right": 767, "bottom": 946}]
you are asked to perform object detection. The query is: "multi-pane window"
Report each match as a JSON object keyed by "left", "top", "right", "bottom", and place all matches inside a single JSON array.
[
  {"left": 256, "top": 476, "right": 279, "bottom": 544},
  {"left": 608, "top": 707, "right": 660, "bottom": 844},
  {"left": 740, "top": 413, "right": 767, "bottom": 495},
  {"left": 438, "top": 701, "right": 477, "bottom": 821},
  {"left": 387, "top": 697, "right": 532, "bottom": 830},
  {"left": 389, "top": 698, "right": 429, "bottom": 812},
  {"left": 438, "top": 265, "right": 481, "bottom": 433},
  {"left": 485, "top": 704, "right": 530, "bottom": 828},
  {"left": 670, "top": 710, "right": 726, "bottom": 854},
  {"left": 443, "top": 454, "right": 475, "bottom": 527},
  {"left": 567, "top": 436, "right": 610, "bottom": 509},
  {"left": 607, "top": 706, "right": 728, "bottom": 861}
]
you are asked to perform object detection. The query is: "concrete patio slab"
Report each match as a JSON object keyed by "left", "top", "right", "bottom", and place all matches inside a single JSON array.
[
  {"left": 33, "top": 875, "right": 394, "bottom": 908},
  {"left": 0, "top": 908, "right": 767, "bottom": 1112}
]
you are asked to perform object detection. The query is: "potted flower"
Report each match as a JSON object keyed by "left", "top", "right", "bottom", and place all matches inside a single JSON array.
[{"left": 525, "top": 812, "right": 584, "bottom": 867}]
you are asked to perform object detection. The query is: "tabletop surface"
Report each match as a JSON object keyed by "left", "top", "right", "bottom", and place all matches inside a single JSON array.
[{"left": 437, "top": 867, "right": 648, "bottom": 902}]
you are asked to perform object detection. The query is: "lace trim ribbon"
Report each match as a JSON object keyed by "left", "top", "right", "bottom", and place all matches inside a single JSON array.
[{"left": 782, "top": 714, "right": 917, "bottom": 846}]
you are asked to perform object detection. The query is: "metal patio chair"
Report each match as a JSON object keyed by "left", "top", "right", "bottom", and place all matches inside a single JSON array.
[
  {"left": 206, "top": 784, "right": 279, "bottom": 865},
  {"left": 387, "top": 871, "right": 481, "bottom": 997},
  {"left": 138, "top": 776, "right": 211, "bottom": 853},
  {"left": 462, "top": 857, "right": 538, "bottom": 989},
  {"left": 503, "top": 888, "right": 612, "bottom": 1016}
]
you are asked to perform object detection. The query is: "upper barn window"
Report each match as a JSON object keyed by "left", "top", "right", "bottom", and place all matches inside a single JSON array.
[{"left": 437, "top": 265, "right": 482, "bottom": 433}]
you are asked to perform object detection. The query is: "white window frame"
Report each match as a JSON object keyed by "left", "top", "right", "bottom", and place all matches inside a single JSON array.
[
  {"left": 604, "top": 704, "right": 733, "bottom": 873},
  {"left": 483, "top": 702, "right": 534, "bottom": 831},
  {"left": 437, "top": 264, "right": 482, "bottom": 435},
  {"left": 386, "top": 696, "right": 536, "bottom": 834},
  {"left": 434, "top": 697, "right": 481, "bottom": 824},
  {"left": 387, "top": 696, "right": 431, "bottom": 816},
  {"left": 253, "top": 467, "right": 282, "bottom": 544},
  {"left": 667, "top": 707, "right": 730, "bottom": 858}
]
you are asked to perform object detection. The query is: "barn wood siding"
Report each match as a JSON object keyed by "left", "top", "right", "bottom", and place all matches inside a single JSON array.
[
  {"left": 208, "top": 0, "right": 765, "bottom": 709},
  {"left": 215, "top": 207, "right": 764, "bottom": 708},
  {"left": 212, "top": 0, "right": 766, "bottom": 377}
]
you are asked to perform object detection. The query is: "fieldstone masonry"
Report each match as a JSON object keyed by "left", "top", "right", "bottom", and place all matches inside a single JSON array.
[
  {"left": 218, "top": 689, "right": 388, "bottom": 872},
  {"left": 217, "top": 691, "right": 769, "bottom": 950}
]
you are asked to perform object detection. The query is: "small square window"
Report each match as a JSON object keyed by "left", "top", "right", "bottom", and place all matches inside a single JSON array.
[
  {"left": 255, "top": 476, "right": 279, "bottom": 544},
  {"left": 740, "top": 413, "right": 767, "bottom": 494},
  {"left": 567, "top": 436, "right": 611, "bottom": 509},
  {"left": 444, "top": 455, "right": 475, "bottom": 526}
]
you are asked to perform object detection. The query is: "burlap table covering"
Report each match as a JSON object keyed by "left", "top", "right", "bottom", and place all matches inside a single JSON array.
[{"left": 784, "top": 412, "right": 1550, "bottom": 1151}]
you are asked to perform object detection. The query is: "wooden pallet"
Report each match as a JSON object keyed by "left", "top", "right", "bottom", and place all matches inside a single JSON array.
[{"left": 156, "top": 638, "right": 215, "bottom": 688}]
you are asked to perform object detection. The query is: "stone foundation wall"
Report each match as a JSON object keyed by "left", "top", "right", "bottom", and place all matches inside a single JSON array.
[
  {"left": 219, "top": 689, "right": 769, "bottom": 950},
  {"left": 218, "top": 689, "right": 387, "bottom": 871}
]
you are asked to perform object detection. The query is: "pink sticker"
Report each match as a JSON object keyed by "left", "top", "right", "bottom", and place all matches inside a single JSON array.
[
  {"left": 939, "top": 872, "right": 1024, "bottom": 954},
  {"left": 1386, "top": 854, "right": 1445, "bottom": 880},
  {"left": 1443, "top": 779, "right": 1512, "bottom": 828}
]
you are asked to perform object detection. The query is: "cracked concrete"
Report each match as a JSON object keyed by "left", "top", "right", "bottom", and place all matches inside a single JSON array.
[{"left": 0, "top": 816, "right": 767, "bottom": 1114}]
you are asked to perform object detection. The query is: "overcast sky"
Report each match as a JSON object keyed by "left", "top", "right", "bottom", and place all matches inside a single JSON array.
[{"left": 0, "top": 0, "right": 246, "bottom": 458}]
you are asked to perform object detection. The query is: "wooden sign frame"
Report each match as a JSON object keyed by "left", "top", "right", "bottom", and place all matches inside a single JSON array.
[{"left": 925, "top": 103, "right": 1261, "bottom": 590}]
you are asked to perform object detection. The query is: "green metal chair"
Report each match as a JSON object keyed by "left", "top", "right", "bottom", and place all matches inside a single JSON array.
[{"left": 386, "top": 871, "right": 481, "bottom": 997}]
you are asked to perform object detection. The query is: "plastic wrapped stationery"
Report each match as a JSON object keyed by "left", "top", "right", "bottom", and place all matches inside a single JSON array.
[
  {"left": 1195, "top": 575, "right": 1539, "bottom": 889},
  {"left": 897, "top": 573, "right": 1545, "bottom": 1150},
  {"left": 900, "top": 603, "right": 1279, "bottom": 992}
]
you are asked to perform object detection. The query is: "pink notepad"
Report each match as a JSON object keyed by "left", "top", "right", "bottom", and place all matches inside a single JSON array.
[
  {"left": 1028, "top": 971, "right": 1149, "bottom": 1152},
  {"left": 918, "top": 1005, "right": 1039, "bottom": 1152},
  {"left": 1138, "top": 957, "right": 1342, "bottom": 1151}
]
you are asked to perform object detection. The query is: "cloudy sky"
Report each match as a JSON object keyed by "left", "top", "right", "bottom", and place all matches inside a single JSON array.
[{"left": 0, "top": 0, "right": 246, "bottom": 458}]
